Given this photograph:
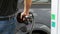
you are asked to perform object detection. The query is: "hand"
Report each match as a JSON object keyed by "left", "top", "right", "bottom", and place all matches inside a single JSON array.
[{"left": 20, "top": 12, "right": 29, "bottom": 20}]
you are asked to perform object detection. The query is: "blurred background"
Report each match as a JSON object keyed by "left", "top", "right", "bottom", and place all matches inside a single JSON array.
[
  {"left": 32, "top": 0, "right": 51, "bottom": 4},
  {"left": 32, "top": 0, "right": 51, "bottom": 28}
]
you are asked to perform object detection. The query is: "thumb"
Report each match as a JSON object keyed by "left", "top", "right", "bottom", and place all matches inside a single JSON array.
[{"left": 20, "top": 13, "right": 23, "bottom": 19}]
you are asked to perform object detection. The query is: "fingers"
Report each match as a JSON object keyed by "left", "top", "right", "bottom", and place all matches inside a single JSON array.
[
  {"left": 20, "top": 12, "right": 25, "bottom": 19},
  {"left": 20, "top": 13, "right": 26, "bottom": 21},
  {"left": 20, "top": 12, "right": 29, "bottom": 21},
  {"left": 20, "top": 14, "right": 22, "bottom": 19}
]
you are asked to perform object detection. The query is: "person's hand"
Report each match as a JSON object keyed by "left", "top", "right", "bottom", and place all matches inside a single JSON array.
[{"left": 20, "top": 12, "right": 29, "bottom": 20}]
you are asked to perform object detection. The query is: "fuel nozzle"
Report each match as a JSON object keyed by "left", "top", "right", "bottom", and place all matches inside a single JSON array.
[{"left": 17, "top": 12, "right": 34, "bottom": 25}]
